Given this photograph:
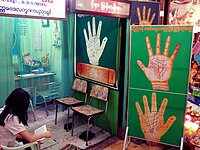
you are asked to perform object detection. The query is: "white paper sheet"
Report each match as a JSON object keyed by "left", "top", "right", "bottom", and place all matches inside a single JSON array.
[{"left": 34, "top": 125, "right": 47, "bottom": 141}]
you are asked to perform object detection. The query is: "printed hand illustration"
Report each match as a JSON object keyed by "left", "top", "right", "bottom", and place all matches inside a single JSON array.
[
  {"left": 137, "top": 33, "right": 181, "bottom": 91},
  {"left": 137, "top": 6, "right": 156, "bottom": 25},
  {"left": 83, "top": 17, "right": 108, "bottom": 66},
  {"left": 135, "top": 92, "right": 176, "bottom": 141}
]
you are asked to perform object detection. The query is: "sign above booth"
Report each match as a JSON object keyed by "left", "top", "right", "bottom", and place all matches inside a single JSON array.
[
  {"left": 0, "top": 0, "right": 67, "bottom": 20},
  {"left": 74, "top": 0, "right": 130, "bottom": 18}
]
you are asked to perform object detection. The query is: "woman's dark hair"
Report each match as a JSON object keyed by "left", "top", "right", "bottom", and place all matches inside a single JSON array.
[{"left": 0, "top": 88, "right": 30, "bottom": 126}]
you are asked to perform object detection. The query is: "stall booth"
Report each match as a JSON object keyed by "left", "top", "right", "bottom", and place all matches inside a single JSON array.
[
  {"left": 0, "top": 0, "right": 131, "bottom": 149},
  {"left": 169, "top": 0, "right": 200, "bottom": 149},
  {"left": 68, "top": 0, "right": 130, "bottom": 139}
]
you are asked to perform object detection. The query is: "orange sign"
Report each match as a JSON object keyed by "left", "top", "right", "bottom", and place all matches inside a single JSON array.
[{"left": 77, "top": 62, "right": 116, "bottom": 85}]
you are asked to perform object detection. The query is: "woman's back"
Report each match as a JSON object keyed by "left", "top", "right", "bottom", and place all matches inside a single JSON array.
[{"left": 0, "top": 107, "right": 26, "bottom": 147}]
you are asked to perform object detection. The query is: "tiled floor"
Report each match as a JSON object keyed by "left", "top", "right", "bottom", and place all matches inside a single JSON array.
[
  {"left": 27, "top": 104, "right": 180, "bottom": 150},
  {"left": 27, "top": 103, "right": 112, "bottom": 149}
]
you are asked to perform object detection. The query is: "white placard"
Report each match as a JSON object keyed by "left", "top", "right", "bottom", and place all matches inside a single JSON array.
[
  {"left": 160, "top": 10, "right": 164, "bottom": 17},
  {"left": 34, "top": 30, "right": 42, "bottom": 50},
  {"left": 75, "top": 0, "right": 130, "bottom": 18},
  {"left": 0, "top": 0, "right": 66, "bottom": 19}
]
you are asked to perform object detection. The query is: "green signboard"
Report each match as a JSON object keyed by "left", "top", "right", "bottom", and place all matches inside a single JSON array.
[
  {"left": 75, "top": 15, "right": 119, "bottom": 88},
  {"left": 128, "top": 26, "right": 193, "bottom": 146}
]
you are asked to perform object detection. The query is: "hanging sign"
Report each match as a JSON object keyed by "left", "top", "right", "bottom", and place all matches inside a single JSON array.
[
  {"left": 130, "top": 1, "right": 159, "bottom": 25},
  {"left": 0, "top": 0, "right": 66, "bottom": 20},
  {"left": 75, "top": 15, "right": 119, "bottom": 89},
  {"left": 74, "top": 0, "right": 130, "bottom": 18}
]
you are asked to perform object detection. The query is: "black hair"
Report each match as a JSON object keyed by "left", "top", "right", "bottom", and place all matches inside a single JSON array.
[{"left": 0, "top": 88, "right": 30, "bottom": 126}]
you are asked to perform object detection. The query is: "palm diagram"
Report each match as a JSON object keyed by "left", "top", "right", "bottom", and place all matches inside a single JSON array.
[
  {"left": 83, "top": 17, "right": 108, "bottom": 66},
  {"left": 137, "top": 5, "right": 156, "bottom": 25},
  {"left": 137, "top": 33, "right": 181, "bottom": 91},
  {"left": 135, "top": 92, "right": 176, "bottom": 141}
]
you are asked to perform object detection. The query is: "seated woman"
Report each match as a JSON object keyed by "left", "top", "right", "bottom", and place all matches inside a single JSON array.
[{"left": 0, "top": 88, "right": 51, "bottom": 147}]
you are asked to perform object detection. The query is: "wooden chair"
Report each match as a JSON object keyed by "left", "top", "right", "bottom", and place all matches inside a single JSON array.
[
  {"left": 1, "top": 141, "right": 39, "bottom": 150},
  {"left": 37, "top": 82, "right": 61, "bottom": 116},
  {"left": 55, "top": 78, "right": 87, "bottom": 131},
  {"left": 71, "top": 84, "right": 111, "bottom": 146}
]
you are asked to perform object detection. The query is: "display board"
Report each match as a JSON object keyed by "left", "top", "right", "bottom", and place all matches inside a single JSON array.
[
  {"left": 75, "top": 15, "right": 119, "bottom": 89},
  {"left": 128, "top": 25, "right": 193, "bottom": 146},
  {"left": 130, "top": 1, "right": 159, "bottom": 25}
]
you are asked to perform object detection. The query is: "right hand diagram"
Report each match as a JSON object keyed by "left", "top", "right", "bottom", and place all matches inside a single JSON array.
[
  {"left": 137, "top": 33, "right": 181, "bottom": 91},
  {"left": 83, "top": 17, "right": 108, "bottom": 66},
  {"left": 137, "top": 6, "right": 156, "bottom": 25},
  {"left": 135, "top": 92, "right": 176, "bottom": 141}
]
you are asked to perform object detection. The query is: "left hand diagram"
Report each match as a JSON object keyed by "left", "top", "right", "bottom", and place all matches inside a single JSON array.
[
  {"left": 137, "top": 5, "right": 156, "bottom": 25},
  {"left": 83, "top": 17, "right": 108, "bottom": 66},
  {"left": 137, "top": 33, "right": 181, "bottom": 91},
  {"left": 135, "top": 92, "right": 176, "bottom": 142}
]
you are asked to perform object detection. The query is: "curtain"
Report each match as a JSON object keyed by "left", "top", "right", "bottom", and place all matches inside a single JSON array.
[
  {"left": 0, "top": 17, "right": 15, "bottom": 106},
  {"left": 60, "top": 14, "right": 75, "bottom": 97}
]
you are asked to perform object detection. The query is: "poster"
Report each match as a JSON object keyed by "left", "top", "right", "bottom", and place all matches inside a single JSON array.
[
  {"left": 128, "top": 25, "right": 193, "bottom": 146},
  {"left": 75, "top": 15, "right": 119, "bottom": 88},
  {"left": 130, "top": 1, "right": 159, "bottom": 25}
]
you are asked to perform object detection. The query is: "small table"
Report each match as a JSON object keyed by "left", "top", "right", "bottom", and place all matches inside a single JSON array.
[{"left": 15, "top": 72, "right": 56, "bottom": 107}]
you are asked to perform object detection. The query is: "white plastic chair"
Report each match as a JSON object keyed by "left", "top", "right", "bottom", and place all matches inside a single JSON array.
[
  {"left": 23, "top": 88, "right": 36, "bottom": 122},
  {"left": 37, "top": 82, "right": 61, "bottom": 116},
  {"left": 1, "top": 141, "right": 39, "bottom": 150}
]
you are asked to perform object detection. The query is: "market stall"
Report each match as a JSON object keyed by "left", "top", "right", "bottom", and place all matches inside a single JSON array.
[
  {"left": 169, "top": 0, "right": 200, "bottom": 149},
  {"left": 184, "top": 101, "right": 200, "bottom": 149}
]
